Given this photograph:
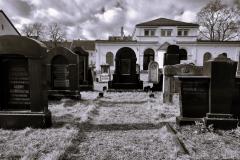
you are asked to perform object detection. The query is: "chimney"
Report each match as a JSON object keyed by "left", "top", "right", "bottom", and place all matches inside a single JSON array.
[{"left": 121, "top": 26, "right": 124, "bottom": 39}]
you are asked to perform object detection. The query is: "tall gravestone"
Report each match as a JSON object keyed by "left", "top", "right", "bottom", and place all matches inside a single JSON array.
[
  {"left": 0, "top": 35, "right": 51, "bottom": 129},
  {"left": 148, "top": 61, "right": 159, "bottom": 83},
  {"left": 108, "top": 47, "right": 143, "bottom": 90},
  {"left": 73, "top": 47, "right": 93, "bottom": 91},
  {"left": 45, "top": 47, "right": 81, "bottom": 100},
  {"left": 204, "top": 54, "right": 238, "bottom": 129}
]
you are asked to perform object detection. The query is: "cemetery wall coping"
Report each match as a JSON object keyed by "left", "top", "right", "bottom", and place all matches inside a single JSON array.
[{"left": 0, "top": 35, "right": 47, "bottom": 58}]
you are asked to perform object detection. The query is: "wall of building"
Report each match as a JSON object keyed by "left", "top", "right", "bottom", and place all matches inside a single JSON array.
[{"left": 0, "top": 12, "right": 19, "bottom": 36}]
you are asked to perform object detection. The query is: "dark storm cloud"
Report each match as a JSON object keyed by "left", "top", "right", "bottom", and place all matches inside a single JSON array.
[{"left": 0, "top": 0, "right": 236, "bottom": 40}]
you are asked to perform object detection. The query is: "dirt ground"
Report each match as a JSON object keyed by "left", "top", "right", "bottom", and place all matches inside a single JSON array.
[{"left": 0, "top": 82, "right": 240, "bottom": 160}]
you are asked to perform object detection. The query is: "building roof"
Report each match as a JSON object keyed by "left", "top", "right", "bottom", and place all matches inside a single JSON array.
[
  {"left": 136, "top": 18, "right": 199, "bottom": 27},
  {"left": 71, "top": 40, "right": 95, "bottom": 51},
  {"left": 0, "top": 10, "right": 21, "bottom": 36}
]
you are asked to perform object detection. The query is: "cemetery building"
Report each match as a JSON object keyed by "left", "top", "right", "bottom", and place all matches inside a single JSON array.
[
  {"left": 0, "top": 10, "right": 21, "bottom": 36},
  {"left": 95, "top": 18, "right": 240, "bottom": 73}
]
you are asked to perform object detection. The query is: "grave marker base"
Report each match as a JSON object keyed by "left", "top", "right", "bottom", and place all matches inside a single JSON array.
[
  {"left": 0, "top": 111, "right": 52, "bottom": 129},
  {"left": 48, "top": 90, "right": 81, "bottom": 100},
  {"left": 204, "top": 113, "right": 238, "bottom": 130},
  {"left": 176, "top": 116, "right": 204, "bottom": 126}
]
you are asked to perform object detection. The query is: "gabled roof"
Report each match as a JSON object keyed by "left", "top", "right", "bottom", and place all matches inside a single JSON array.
[
  {"left": 0, "top": 10, "right": 21, "bottom": 36},
  {"left": 71, "top": 40, "right": 95, "bottom": 51},
  {"left": 158, "top": 42, "right": 171, "bottom": 50},
  {"left": 136, "top": 18, "right": 199, "bottom": 27}
]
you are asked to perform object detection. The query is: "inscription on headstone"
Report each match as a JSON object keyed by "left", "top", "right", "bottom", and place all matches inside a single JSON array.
[
  {"left": 53, "top": 64, "right": 69, "bottom": 88},
  {"left": 7, "top": 60, "right": 30, "bottom": 109}
]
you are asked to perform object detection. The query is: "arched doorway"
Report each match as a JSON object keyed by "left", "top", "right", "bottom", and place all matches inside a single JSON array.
[
  {"left": 115, "top": 47, "right": 136, "bottom": 75},
  {"left": 106, "top": 52, "right": 114, "bottom": 66},
  {"left": 179, "top": 48, "right": 187, "bottom": 60},
  {"left": 51, "top": 55, "right": 69, "bottom": 89},
  {"left": 203, "top": 52, "right": 212, "bottom": 63},
  {"left": 143, "top": 48, "right": 155, "bottom": 70}
]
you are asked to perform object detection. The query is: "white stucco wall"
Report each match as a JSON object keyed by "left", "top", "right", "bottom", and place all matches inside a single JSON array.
[{"left": 0, "top": 12, "right": 19, "bottom": 36}]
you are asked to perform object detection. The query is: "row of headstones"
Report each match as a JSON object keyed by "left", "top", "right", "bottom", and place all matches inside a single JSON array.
[
  {"left": 0, "top": 35, "right": 93, "bottom": 129},
  {"left": 163, "top": 54, "right": 240, "bottom": 130}
]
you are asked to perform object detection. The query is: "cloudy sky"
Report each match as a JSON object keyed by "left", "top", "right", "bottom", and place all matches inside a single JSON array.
[{"left": 0, "top": 0, "right": 238, "bottom": 40}]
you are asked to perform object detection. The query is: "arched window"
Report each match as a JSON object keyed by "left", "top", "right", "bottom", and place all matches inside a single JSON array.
[
  {"left": 179, "top": 48, "right": 188, "bottom": 60},
  {"left": 106, "top": 52, "right": 114, "bottom": 66},
  {"left": 222, "top": 53, "right": 228, "bottom": 58},
  {"left": 143, "top": 48, "right": 155, "bottom": 70},
  {"left": 203, "top": 52, "right": 212, "bottom": 63}
]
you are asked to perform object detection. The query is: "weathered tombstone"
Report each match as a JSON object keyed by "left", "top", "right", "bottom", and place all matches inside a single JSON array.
[
  {"left": 108, "top": 47, "right": 143, "bottom": 90},
  {"left": 0, "top": 35, "right": 51, "bottom": 129},
  {"left": 148, "top": 61, "right": 159, "bottom": 83},
  {"left": 204, "top": 54, "right": 238, "bottom": 129},
  {"left": 136, "top": 64, "right": 140, "bottom": 74},
  {"left": 176, "top": 76, "right": 209, "bottom": 125},
  {"left": 163, "top": 64, "right": 203, "bottom": 103},
  {"left": 99, "top": 64, "right": 111, "bottom": 82},
  {"left": 73, "top": 47, "right": 93, "bottom": 90},
  {"left": 179, "top": 48, "right": 187, "bottom": 61},
  {"left": 45, "top": 47, "right": 81, "bottom": 100},
  {"left": 152, "top": 69, "right": 163, "bottom": 92},
  {"left": 163, "top": 45, "right": 180, "bottom": 65}
]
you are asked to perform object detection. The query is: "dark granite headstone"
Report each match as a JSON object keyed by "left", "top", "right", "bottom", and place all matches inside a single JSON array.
[
  {"left": 176, "top": 76, "right": 210, "bottom": 125},
  {"left": 108, "top": 47, "right": 143, "bottom": 90},
  {"left": 164, "top": 45, "right": 180, "bottom": 65},
  {"left": 0, "top": 35, "right": 51, "bottom": 129},
  {"left": 73, "top": 47, "right": 93, "bottom": 91},
  {"left": 204, "top": 54, "right": 238, "bottom": 129},
  {"left": 45, "top": 47, "right": 81, "bottom": 100},
  {"left": 179, "top": 48, "right": 187, "bottom": 61},
  {"left": 151, "top": 69, "right": 163, "bottom": 92}
]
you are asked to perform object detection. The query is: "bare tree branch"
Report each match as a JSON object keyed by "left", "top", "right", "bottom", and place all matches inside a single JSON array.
[{"left": 197, "top": 0, "right": 240, "bottom": 41}]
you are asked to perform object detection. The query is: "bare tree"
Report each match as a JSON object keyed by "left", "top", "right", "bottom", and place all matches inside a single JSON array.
[
  {"left": 47, "top": 23, "right": 66, "bottom": 47},
  {"left": 21, "top": 23, "right": 45, "bottom": 40},
  {"left": 197, "top": 0, "right": 240, "bottom": 41},
  {"left": 22, "top": 24, "right": 34, "bottom": 37}
]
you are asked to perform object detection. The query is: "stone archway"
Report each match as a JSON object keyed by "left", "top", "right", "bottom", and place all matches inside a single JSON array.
[
  {"left": 51, "top": 55, "right": 69, "bottom": 89},
  {"left": 143, "top": 48, "right": 155, "bottom": 70}
]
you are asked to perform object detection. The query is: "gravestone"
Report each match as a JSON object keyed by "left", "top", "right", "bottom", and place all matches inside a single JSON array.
[
  {"left": 108, "top": 47, "right": 143, "bottom": 90},
  {"left": 0, "top": 35, "right": 51, "bottom": 129},
  {"left": 148, "top": 61, "right": 159, "bottom": 83},
  {"left": 99, "top": 64, "right": 111, "bottom": 82},
  {"left": 73, "top": 47, "right": 93, "bottom": 90},
  {"left": 204, "top": 54, "right": 238, "bottom": 129},
  {"left": 163, "top": 64, "right": 203, "bottom": 103},
  {"left": 45, "top": 47, "right": 81, "bottom": 100},
  {"left": 136, "top": 64, "right": 140, "bottom": 74},
  {"left": 164, "top": 45, "right": 180, "bottom": 65},
  {"left": 176, "top": 76, "right": 210, "bottom": 125},
  {"left": 152, "top": 69, "right": 163, "bottom": 92}
]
